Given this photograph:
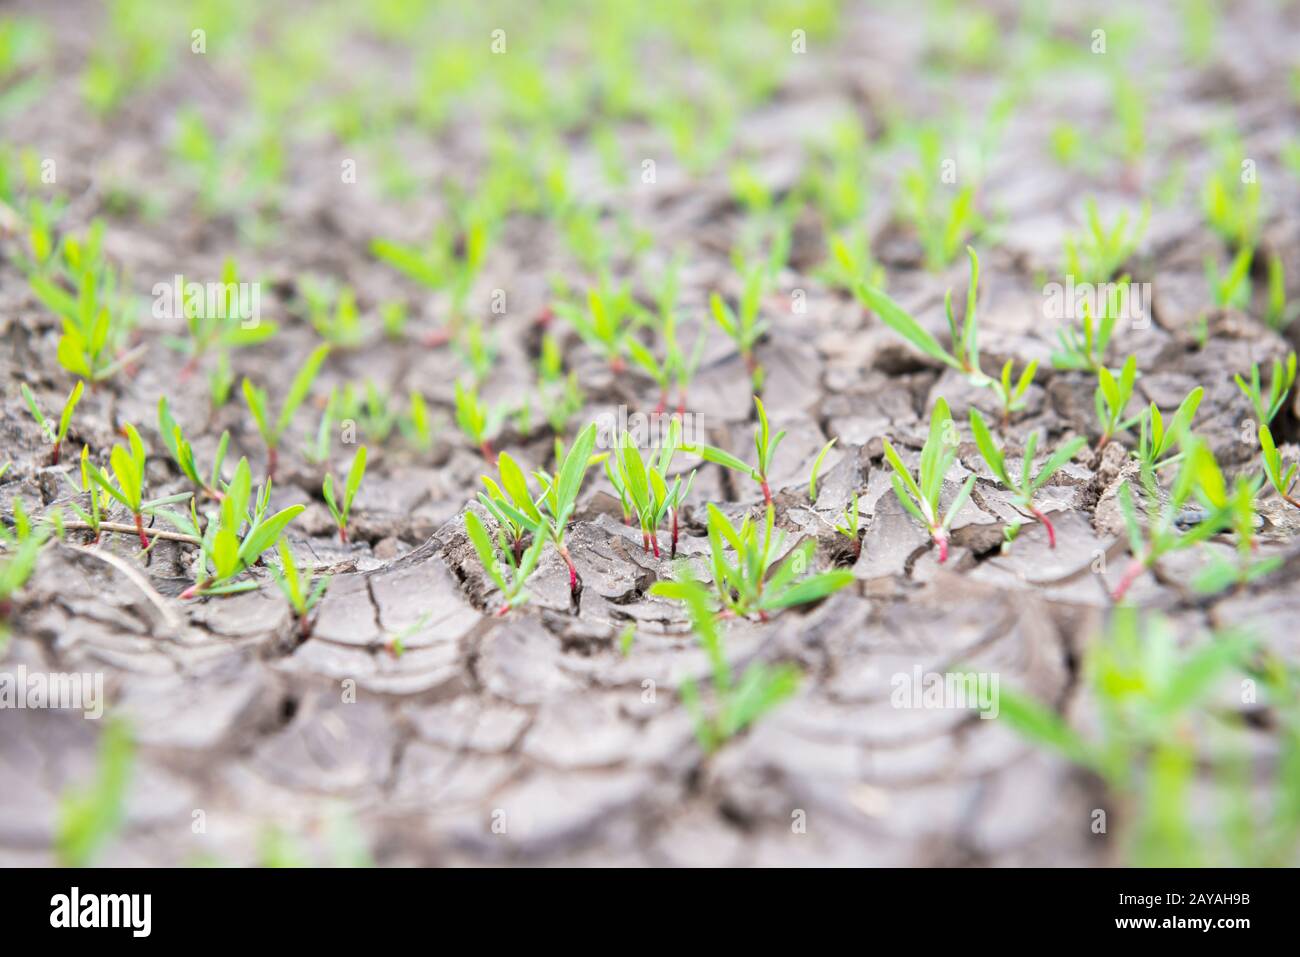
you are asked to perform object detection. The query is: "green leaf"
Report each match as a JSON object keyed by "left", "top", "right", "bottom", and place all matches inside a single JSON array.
[
  {"left": 997, "top": 689, "right": 1094, "bottom": 769},
  {"left": 275, "top": 344, "right": 330, "bottom": 439},
  {"left": 764, "top": 570, "right": 854, "bottom": 610},
  {"left": 808, "top": 437, "right": 837, "bottom": 503},
  {"left": 344, "top": 446, "right": 367, "bottom": 513},
  {"left": 856, "top": 282, "right": 960, "bottom": 369},
  {"left": 968, "top": 408, "right": 1010, "bottom": 487}
]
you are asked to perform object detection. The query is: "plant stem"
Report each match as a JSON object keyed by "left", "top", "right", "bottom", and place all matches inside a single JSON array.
[
  {"left": 671, "top": 508, "right": 679, "bottom": 559},
  {"left": 338, "top": 525, "right": 348, "bottom": 545},
  {"left": 480, "top": 439, "right": 496, "bottom": 464},
  {"left": 933, "top": 530, "right": 949, "bottom": 564},
  {"left": 1028, "top": 504, "right": 1057, "bottom": 548},
  {"left": 1111, "top": 556, "right": 1147, "bottom": 602},
  {"left": 134, "top": 512, "right": 150, "bottom": 550},
  {"left": 51, "top": 441, "right": 62, "bottom": 466},
  {"left": 557, "top": 542, "right": 579, "bottom": 594},
  {"left": 267, "top": 446, "right": 279, "bottom": 482},
  {"left": 760, "top": 478, "right": 772, "bottom": 506}
]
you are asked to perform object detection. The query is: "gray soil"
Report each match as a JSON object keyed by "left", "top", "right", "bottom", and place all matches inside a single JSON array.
[{"left": 2, "top": 0, "right": 1300, "bottom": 865}]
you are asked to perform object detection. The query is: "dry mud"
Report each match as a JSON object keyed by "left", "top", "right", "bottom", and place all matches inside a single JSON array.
[{"left": 2, "top": 0, "right": 1300, "bottom": 865}]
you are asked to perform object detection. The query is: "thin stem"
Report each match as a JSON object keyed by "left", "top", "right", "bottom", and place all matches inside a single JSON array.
[
  {"left": 1111, "top": 556, "right": 1147, "bottom": 602},
  {"left": 62, "top": 521, "right": 200, "bottom": 545},
  {"left": 1028, "top": 504, "right": 1057, "bottom": 548},
  {"left": 671, "top": 508, "right": 679, "bottom": 559},
  {"left": 134, "top": 512, "right": 150, "bottom": 550},
  {"left": 760, "top": 478, "right": 772, "bottom": 506}
]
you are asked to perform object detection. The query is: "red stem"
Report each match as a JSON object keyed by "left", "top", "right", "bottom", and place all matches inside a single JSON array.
[
  {"left": 760, "top": 479, "right": 772, "bottom": 506},
  {"left": 480, "top": 440, "right": 496, "bottom": 464},
  {"left": 134, "top": 512, "right": 149, "bottom": 550},
  {"left": 1028, "top": 505, "right": 1057, "bottom": 548},
  {"left": 934, "top": 532, "right": 949, "bottom": 564},
  {"left": 339, "top": 525, "right": 349, "bottom": 545},
  {"left": 51, "top": 441, "right": 62, "bottom": 466},
  {"left": 650, "top": 534, "right": 660, "bottom": 559},
  {"left": 1111, "top": 556, "right": 1146, "bottom": 602},
  {"left": 671, "top": 509, "right": 679, "bottom": 559},
  {"left": 267, "top": 446, "right": 278, "bottom": 482}
]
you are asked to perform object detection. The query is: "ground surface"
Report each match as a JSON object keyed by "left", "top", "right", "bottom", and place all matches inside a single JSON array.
[{"left": 2, "top": 0, "right": 1300, "bottom": 866}]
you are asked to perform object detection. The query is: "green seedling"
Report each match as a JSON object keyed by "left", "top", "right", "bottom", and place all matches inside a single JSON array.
[
  {"left": 808, "top": 438, "right": 837, "bottom": 503},
  {"left": 158, "top": 396, "right": 228, "bottom": 500},
  {"left": 856, "top": 246, "right": 987, "bottom": 385},
  {"left": 336, "top": 380, "right": 399, "bottom": 442},
  {"left": 1110, "top": 439, "right": 1233, "bottom": 601},
  {"left": 270, "top": 540, "right": 330, "bottom": 639},
  {"left": 833, "top": 493, "right": 862, "bottom": 560},
  {"left": 969, "top": 409, "right": 1087, "bottom": 548},
  {"left": 650, "top": 575, "right": 800, "bottom": 752},
  {"left": 1063, "top": 199, "right": 1149, "bottom": 284},
  {"left": 1205, "top": 246, "right": 1253, "bottom": 312},
  {"left": 1135, "top": 387, "right": 1203, "bottom": 475},
  {"left": 400, "top": 390, "right": 436, "bottom": 452},
  {"left": 242, "top": 343, "right": 329, "bottom": 479},
  {"left": 305, "top": 282, "right": 364, "bottom": 349},
  {"left": 1052, "top": 298, "right": 1117, "bottom": 373},
  {"left": 990, "top": 358, "right": 1037, "bottom": 424},
  {"left": 882, "top": 397, "right": 976, "bottom": 563},
  {"left": 1189, "top": 453, "right": 1275, "bottom": 595},
  {"left": 606, "top": 421, "right": 697, "bottom": 559},
  {"left": 1094, "top": 354, "right": 1140, "bottom": 450},
  {"left": 701, "top": 503, "right": 853, "bottom": 620},
  {"left": 322, "top": 446, "right": 367, "bottom": 544},
  {"left": 710, "top": 262, "right": 769, "bottom": 392},
  {"left": 530, "top": 423, "right": 598, "bottom": 598},
  {"left": 479, "top": 450, "right": 543, "bottom": 563},
  {"left": 1259, "top": 423, "right": 1299, "bottom": 509},
  {"left": 1235, "top": 353, "right": 1296, "bottom": 426},
  {"left": 1202, "top": 141, "right": 1262, "bottom": 249},
  {"left": 303, "top": 388, "right": 338, "bottom": 465},
  {"left": 20, "top": 380, "right": 82, "bottom": 465},
  {"left": 0, "top": 497, "right": 49, "bottom": 635},
  {"left": 166, "top": 458, "right": 305, "bottom": 599},
  {"left": 64, "top": 446, "right": 114, "bottom": 543},
  {"left": 900, "top": 131, "right": 979, "bottom": 270},
  {"left": 454, "top": 379, "right": 504, "bottom": 462},
  {"left": 454, "top": 319, "right": 497, "bottom": 384},
  {"left": 85, "top": 423, "right": 191, "bottom": 549},
  {"left": 629, "top": 263, "right": 707, "bottom": 412},
  {"left": 381, "top": 301, "right": 407, "bottom": 340},
  {"left": 998, "top": 607, "right": 1255, "bottom": 862},
  {"left": 464, "top": 508, "right": 546, "bottom": 616},
  {"left": 556, "top": 280, "right": 634, "bottom": 372},
  {"left": 371, "top": 213, "right": 489, "bottom": 333},
  {"left": 685, "top": 395, "right": 783, "bottom": 506},
  {"left": 818, "top": 228, "right": 886, "bottom": 296},
  {"left": 163, "top": 259, "right": 276, "bottom": 377},
  {"left": 56, "top": 720, "right": 133, "bottom": 867},
  {"left": 1265, "top": 254, "right": 1299, "bottom": 331}
]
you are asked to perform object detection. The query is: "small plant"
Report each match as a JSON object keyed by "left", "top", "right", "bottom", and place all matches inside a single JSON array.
[
  {"left": 686, "top": 395, "right": 783, "bottom": 506},
  {"left": 649, "top": 575, "right": 800, "bottom": 752},
  {"left": 1063, "top": 199, "right": 1149, "bottom": 284},
  {"left": 628, "top": 262, "right": 707, "bottom": 413},
  {"left": 710, "top": 263, "right": 769, "bottom": 391},
  {"left": 606, "top": 422, "right": 697, "bottom": 559},
  {"left": 303, "top": 388, "right": 338, "bottom": 465},
  {"left": 1235, "top": 353, "right": 1296, "bottom": 426},
  {"left": 1135, "top": 387, "right": 1203, "bottom": 475},
  {"left": 400, "top": 390, "right": 436, "bottom": 452},
  {"left": 1110, "top": 439, "right": 1232, "bottom": 601},
  {"left": 807, "top": 438, "right": 837, "bottom": 503},
  {"left": 1205, "top": 246, "right": 1253, "bottom": 311},
  {"left": 969, "top": 410, "right": 1087, "bottom": 548},
  {"left": 454, "top": 379, "right": 504, "bottom": 463},
  {"left": 64, "top": 446, "right": 113, "bottom": 543},
  {"left": 163, "top": 259, "right": 276, "bottom": 377},
  {"left": 464, "top": 507, "right": 546, "bottom": 616},
  {"left": 882, "top": 397, "right": 976, "bottom": 563},
  {"left": 1052, "top": 299, "right": 1117, "bottom": 373},
  {"left": 166, "top": 459, "right": 305, "bottom": 599},
  {"left": 242, "top": 344, "right": 330, "bottom": 479},
  {"left": 479, "top": 451, "right": 543, "bottom": 563},
  {"left": 20, "top": 380, "right": 83, "bottom": 465},
  {"left": 270, "top": 540, "right": 330, "bottom": 639},
  {"left": 556, "top": 280, "right": 634, "bottom": 372},
  {"left": 55, "top": 719, "right": 133, "bottom": 867},
  {"left": 856, "top": 246, "right": 987, "bottom": 385},
  {"left": 158, "top": 396, "right": 228, "bottom": 500},
  {"left": 998, "top": 607, "right": 1256, "bottom": 863},
  {"left": 1259, "top": 423, "right": 1299, "bottom": 509},
  {"left": 1264, "top": 254, "right": 1299, "bottom": 331},
  {"left": 833, "top": 493, "right": 862, "bottom": 560},
  {"left": 701, "top": 504, "right": 854, "bottom": 620},
  {"left": 990, "top": 359, "right": 1038, "bottom": 424},
  {"left": 900, "top": 130, "right": 979, "bottom": 270},
  {"left": 1202, "top": 140, "right": 1262, "bottom": 249},
  {"left": 0, "top": 497, "right": 50, "bottom": 635},
  {"left": 85, "top": 423, "right": 190, "bottom": 550},
  {"left": 530, "top": 423, "right": 598, "bottom": 599},
  {"left": 305, "top": 282, "right": 364, "bottom": 349},
  {"left": 1094, "top": 354, "right": 1139, "bottom": 450},
  {"left": 322, "top": 446, "right": 367, "bottom": 544}
]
